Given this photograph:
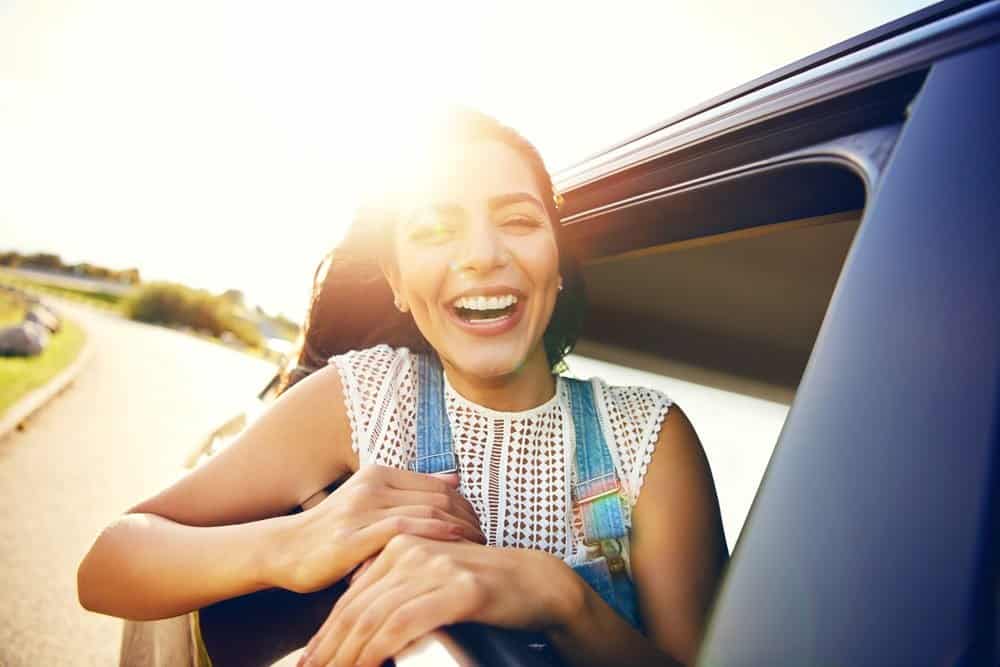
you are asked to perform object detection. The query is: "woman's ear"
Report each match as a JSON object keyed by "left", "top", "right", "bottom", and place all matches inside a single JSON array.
[{"left": 380, "top": 259, "right": 408, "bottom": 313}]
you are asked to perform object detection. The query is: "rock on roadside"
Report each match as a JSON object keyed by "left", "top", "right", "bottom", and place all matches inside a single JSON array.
[
  {"left": 0, "top": 321, "right": 50, "bottom": 356},
  {"left": 26, "top": 304, "right": 62, "bottom": 333}
]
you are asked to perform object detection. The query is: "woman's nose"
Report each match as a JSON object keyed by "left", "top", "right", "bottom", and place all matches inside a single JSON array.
[{"left": 454, "top": 222, "right": 509, "bottom": 274}]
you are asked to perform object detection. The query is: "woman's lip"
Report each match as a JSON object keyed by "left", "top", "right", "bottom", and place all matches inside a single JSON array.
[{"left": 445, "top": 298, "right": 525, "bottom": 337}]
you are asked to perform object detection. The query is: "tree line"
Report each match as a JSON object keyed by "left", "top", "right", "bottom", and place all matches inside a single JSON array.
[{"left": 0, "top": 251, "right": 141, "bottom": 285}]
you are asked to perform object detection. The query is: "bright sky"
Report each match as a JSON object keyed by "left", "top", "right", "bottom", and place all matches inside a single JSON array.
[{"left": 1, "top": 0, "right": 933, "bottom": 319}]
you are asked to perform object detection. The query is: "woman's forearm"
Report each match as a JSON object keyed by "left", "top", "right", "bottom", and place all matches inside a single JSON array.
[
  {"left": 546, "top": 569, "right": 684, "bottom": 667},
  {"left": 77, "top": 512, "right": 292, "bottom": 621}
]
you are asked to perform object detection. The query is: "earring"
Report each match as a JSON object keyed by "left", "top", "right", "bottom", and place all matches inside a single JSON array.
[
  {"left": 394, "top": 296, "right": 408, "bottom": 312},
  {"left": 557, "top": 277, "right": 564, "bottom": 292}
]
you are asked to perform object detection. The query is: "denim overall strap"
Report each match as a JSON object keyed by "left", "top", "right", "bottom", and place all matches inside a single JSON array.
[
  {"left": 565, "top": 378, "right": 642, "bottom": 630},
  {"left": 565, "top": 379, "right": 627, "bottom": 543},
  {"left": 408, "top": 353, "right": 458, "bottom": 474}
]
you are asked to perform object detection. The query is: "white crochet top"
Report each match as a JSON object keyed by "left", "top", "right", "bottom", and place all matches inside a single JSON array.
[{"left": 329, "top": 345, "right": 672, "bottom": 566}]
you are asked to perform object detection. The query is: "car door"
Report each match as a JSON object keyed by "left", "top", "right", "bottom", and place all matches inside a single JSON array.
[
  {"left": 555, "top": 3, "right": 999, "bottom": 664},
  {"left": 699, "top": 36, "right": 1000, "bottom": 667}
]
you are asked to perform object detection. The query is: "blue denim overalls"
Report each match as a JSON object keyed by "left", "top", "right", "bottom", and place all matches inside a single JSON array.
[{"left": 407, "top": 353, "right": 643, "bottom": 631}]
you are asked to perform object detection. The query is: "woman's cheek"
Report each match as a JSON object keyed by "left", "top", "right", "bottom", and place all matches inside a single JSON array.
[
  {"left": 513, "top": 236, "right": 559, "bottom": 279},
  {"left": 400, "top": 249, "right": 451, "bottom": 305}
]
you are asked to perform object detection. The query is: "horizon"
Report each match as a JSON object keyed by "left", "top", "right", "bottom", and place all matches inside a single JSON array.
[{"left": 2, "top": 0, "right": 935, "bottom": 318}]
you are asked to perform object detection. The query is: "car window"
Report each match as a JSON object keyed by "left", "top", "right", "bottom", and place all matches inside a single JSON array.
[{"left": 564, "top": 210, "right": 864, "bottom": 548}]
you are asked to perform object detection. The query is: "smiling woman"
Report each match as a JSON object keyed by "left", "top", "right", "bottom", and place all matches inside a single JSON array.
[
  {"left": 279, "top": 111, "right": 586, "bottom": 395},
  {"left": 385, "top": 144, "right": 564, "bottom": 399},
  {"left": 78, "top": 109, "right": 727, "bottom": 667}
]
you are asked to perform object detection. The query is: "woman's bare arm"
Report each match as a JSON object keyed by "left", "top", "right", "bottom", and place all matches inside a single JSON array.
[
  {"left": 78, "top": 365, "right": 356, "bottom": 620},
  {"left": 629, "top": 404, "right": 729, "bottom": 663},
  {"left": 129, "top": 364, "right": 357, "bottom": 525},
  {"left": 79, "top": 363, "right": 482, "bottom": 621},
  {"left": 549, "top": 404, "right": 729, "bottom": 666}
]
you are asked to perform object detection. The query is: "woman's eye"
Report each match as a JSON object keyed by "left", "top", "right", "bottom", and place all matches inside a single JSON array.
[{"left": 503, "top": 216, "right": 541, "bottom": 232}]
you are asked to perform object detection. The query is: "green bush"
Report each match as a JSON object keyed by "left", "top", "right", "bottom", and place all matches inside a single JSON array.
[{"left": 121, "top": 282, "right": 262, "bottom": 348}]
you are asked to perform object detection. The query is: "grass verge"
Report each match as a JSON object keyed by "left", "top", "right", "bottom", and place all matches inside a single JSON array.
[
  {"left": 0, "top": 271, "right": 124, "bottom": 312},
  {"left": 0, "top": 317, "right": 87, "bottom": 417},
  {"left": 0, "top": 291, "right": 26, "bottom": 326}
]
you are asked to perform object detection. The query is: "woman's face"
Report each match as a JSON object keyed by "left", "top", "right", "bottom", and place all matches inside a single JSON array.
[{"left": 385, "top": 139, "right": 560, "bottom": 381}]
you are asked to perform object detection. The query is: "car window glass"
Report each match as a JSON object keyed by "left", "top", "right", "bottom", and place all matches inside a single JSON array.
[
  {"left": 565, "top": 353, "right": 787, "bottom": 549},
  {"left": 565, "top": 209, "right": 864, "bottom": 549}
]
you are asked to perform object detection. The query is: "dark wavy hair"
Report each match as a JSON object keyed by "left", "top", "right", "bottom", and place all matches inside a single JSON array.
[{"left": 278, "top": 109, "right": 585, "bottom": 394}]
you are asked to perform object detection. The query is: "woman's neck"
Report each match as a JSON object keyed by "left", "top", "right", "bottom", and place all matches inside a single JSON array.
[{"left": 440, "top": 345, "right": 556, "bottom": 413}]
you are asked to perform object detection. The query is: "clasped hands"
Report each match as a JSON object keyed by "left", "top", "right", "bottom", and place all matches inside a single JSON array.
[{"left": 267, "top": 465, "right": 572, "bottom": 667}]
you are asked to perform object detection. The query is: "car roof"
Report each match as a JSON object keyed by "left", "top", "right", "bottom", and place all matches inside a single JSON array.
[
  {"left": 553, "top": 0, "right": 992, "bottom": 196},
  {"left": 551, "top": 0, "right": 1000, "bottom": 398}
]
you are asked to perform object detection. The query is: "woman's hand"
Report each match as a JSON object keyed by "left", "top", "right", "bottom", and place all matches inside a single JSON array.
[
  {"left": 269, "top": 465, "right": 485, "bottom": 594},
  {"left": 297, "top": 535, "right": 581, "bottom": 667}
]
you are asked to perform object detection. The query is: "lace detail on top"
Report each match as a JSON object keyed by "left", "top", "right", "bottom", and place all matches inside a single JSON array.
[
  {"left": 329, "top": 345, "right": 672, "bottom": 562},
  {"left": 330, "top": 345, "right": 418, "bottom": 467}
]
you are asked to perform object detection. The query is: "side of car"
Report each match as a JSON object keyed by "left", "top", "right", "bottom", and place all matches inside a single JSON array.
[{"left": 556, "top": 1, "right": 999, "bottom": 664}]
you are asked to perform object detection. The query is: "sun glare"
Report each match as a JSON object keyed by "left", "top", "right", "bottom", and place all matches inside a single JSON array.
[{"left": 1, "top": 0, "right": 936, "bottom": 318}]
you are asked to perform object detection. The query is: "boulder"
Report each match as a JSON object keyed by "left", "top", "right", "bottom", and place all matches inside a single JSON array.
[
  {"left": 25, "top": 305, "right": 61, "bottom": 333},
  {"left": 0, "top": 321, "right": 50, "bottom": 356}
]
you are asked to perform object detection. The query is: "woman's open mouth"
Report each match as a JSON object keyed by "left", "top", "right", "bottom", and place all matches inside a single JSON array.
[{"left": 448, "top": 293, "right": 524, "bottom": 336}]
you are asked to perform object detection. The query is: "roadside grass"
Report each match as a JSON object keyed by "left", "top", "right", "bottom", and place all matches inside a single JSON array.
[
  {"left": 0, "top": 291, "right": 26, "bottom": 326},
  {"left": 0, "top": 270, "right": 125, "bottom": 312},
  {"left": 0, "top": 270, "right": 282, "bottom": 365},
  {"left": 0, "top": 317, "right": 87, "bottom": 417}
]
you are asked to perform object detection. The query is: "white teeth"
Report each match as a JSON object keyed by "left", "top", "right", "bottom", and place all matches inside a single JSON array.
[{"left": 453, "top": 294, "right": 518, "bottom": 311}]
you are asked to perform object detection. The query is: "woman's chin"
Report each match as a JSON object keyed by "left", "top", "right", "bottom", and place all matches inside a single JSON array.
[
  {"left": 451, "top": 356, "right": 520, "bottom": 381},
  {"left": 442, "top": 345, "right": 529, "bottom": 382}
]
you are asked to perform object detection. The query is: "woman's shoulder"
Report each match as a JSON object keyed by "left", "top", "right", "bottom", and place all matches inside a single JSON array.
[
  {"left": 564, "top": 374, "right": 673, "bottom": 425},
  {"left": 326, "top": 344, "right": 420, "bottom": 389},
  {"left": 326, "top": 343, "right": 421, "bottom": 402},
  {"left": 589, "top": 376, "right": 672, "bottom": 412}
]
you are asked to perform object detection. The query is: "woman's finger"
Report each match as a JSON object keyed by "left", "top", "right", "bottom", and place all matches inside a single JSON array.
[
  {"left": 334, "top": 542, "right": 400, "bottom": 618},
  {"left": 298, "top": 600, "right": 343, "bottom": 667},
  {"left": 355, "top": 586, "right": 476, "bottom": 667},
  {"left": 341, "top": 516, "right": 462, "bottom": 573},
  {"left": 300, "top": 547, "right": 424, "bottom": 667},
  {"left": 377, "top": 504, "right": 485, "bottom": 543},
  {"left": 348, "top": 557, "right": 375, "bottom": 586},
  {"left": 329, "top": 577, "right": 445, "bottom": 667},
  {"left": 365, "top": 465, "right": 457, "bottom": 494},
  {"left": 431, "top": 472, "right": 461, "bottom": 487},
  {"left": 381, "top": 488, "right": 481, "bottom": 530},
  {"left": 371, "top": 468, "right": 479, "bottom": 523}
]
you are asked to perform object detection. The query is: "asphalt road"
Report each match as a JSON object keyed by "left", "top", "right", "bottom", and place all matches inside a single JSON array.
[{"left": 0, "top": 300, "right": 277, "bottom": 665}]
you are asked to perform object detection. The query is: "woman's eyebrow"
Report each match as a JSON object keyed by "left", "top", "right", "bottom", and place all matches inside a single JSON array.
[{"left": 488, "top": 192, "right": 545, "bottom": 212}]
